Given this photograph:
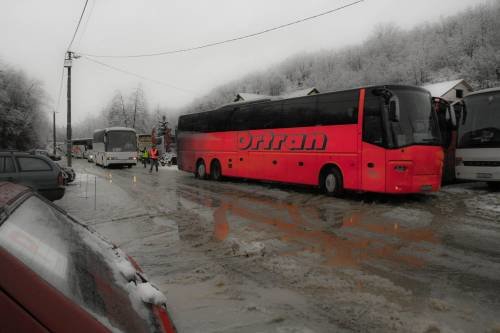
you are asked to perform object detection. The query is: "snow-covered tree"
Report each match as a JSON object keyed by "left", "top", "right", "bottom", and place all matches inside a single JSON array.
[{"left": 0, "top": 62, "right": 48, "bottom": 150}]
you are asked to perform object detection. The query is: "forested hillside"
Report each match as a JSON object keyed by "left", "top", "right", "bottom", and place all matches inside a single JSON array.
[
  {"left": 186, "top": 0, "right": 500, "bottom": 113},
  {"left": 0, "top": 62, "right": 48, "bottom": 150}
]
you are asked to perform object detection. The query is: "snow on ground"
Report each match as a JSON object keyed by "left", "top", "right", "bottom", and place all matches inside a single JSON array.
[{"left": 55, "top": 160, "right": 500, "bottom": 333}]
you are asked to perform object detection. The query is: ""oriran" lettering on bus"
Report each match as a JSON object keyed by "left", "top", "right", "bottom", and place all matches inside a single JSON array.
[{"left": 237, "top": 132, "right": 327, "bottom": 151}]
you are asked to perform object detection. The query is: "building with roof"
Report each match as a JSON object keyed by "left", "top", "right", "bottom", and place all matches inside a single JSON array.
[
  {"left": 422, "top": 79, "right": 473, "bottom": 102},
  {"left": 233, "top": 93, "right": 272, "bottom": 103},
  {"left": 281, "top": 87, "right": 319, "bottom": 99},
  {"left": 233, "top": 87, "right": 319, "bottom": 103}
]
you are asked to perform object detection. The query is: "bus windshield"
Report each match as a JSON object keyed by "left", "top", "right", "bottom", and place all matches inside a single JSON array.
[
  {"left": 106, "top": 131, "right": 137, "bottom": 152},
  {"left": 387, "top": 88, "right": 441, "bottom": 148},
  {"left": 458, "top": 91, "right": 500, "bottom": 148}
]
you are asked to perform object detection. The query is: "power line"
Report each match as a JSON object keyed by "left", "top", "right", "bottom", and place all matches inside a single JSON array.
[
  {"left": 74, "top": 0, "right": 95, "bottom": 51},
  {"left": 79, "top": 0, "right": 364, "bottom": 59},
  {"left": 54, "top": 60, "right": 66, "bottom": 113},
  {"left": 67, "top": 0, "right": 89, "bottom": 51},
  {"left": 81, "top": 56, "right": 195, "bottom": 94}
]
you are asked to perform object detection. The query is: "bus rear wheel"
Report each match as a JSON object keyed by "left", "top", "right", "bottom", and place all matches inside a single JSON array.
[
  {"left": 321, "top": 167, "right": 343, "bottom": 196},
  {"left": 210, "top": 160, "right": 222, "bottom": 181},
  {"left": 196, "top": 160, "right": 207, "bottom": 179}
]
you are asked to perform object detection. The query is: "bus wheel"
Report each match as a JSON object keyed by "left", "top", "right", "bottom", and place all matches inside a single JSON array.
[
  {"left": 211, "top": 160, "right": 222, "bottom": 181},
  {"left": 321, "top": 167, "right": 343, "bottom": 196},
  {"left": 196, "top": 160, "right": 207, "bottom": 179}
]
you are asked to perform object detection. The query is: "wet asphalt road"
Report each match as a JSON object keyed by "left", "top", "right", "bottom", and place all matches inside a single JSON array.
[{"left": 57, "top": 160, "right": 500, "bottom": 333}]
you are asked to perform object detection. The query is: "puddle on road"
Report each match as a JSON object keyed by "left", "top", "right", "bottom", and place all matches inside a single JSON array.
[{"left": 179, "top": 189, "right": 440, "bottom": 269}]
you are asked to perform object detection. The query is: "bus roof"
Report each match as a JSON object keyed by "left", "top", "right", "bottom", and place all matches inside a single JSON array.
[
  {"left": 465, "top": 86, "right": 500, "bottom": 98},
  {"left": 180, "top": 84, "right": 429, "bottom": 117},
  {"left": 94, "top": 127, "right": 137, "bottom": 133}
]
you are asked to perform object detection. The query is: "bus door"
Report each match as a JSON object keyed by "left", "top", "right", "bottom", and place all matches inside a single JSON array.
[{"left": 361, "top": 93, "right": 386, "bottom": 192}]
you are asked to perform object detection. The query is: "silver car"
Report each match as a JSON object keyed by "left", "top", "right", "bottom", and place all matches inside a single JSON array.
[{"left": 0, "top": 151, "right": 65, "bottom": 201}]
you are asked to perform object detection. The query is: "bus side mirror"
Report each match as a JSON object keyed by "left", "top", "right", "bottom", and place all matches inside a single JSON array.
[{"left": 388, "top": 99, "right": 400, "bottom": 122}]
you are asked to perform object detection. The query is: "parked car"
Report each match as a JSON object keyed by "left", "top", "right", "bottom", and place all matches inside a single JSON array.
[
  {"left": 160, "top": 152, "right": 177, "bottom": 166},
  {"left": 59, "top": 165, "right": 76, "bottom": 184},
  {"left": 87, "top": 151, "right": 95, "bottom": 163},
  {"left": 0, "top": 151, "right": 65, "bottom": 201},
  {"left": 0, "top": 182, "right": 176, "bottom": 333}
]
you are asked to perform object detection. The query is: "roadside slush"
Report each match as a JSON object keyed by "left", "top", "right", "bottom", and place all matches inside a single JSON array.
[{"left": 56, "top": 160, "right": 500, "bottom": 333}]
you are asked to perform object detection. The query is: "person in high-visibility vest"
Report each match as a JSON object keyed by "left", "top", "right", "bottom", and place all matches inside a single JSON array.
[
  {"left": 149, "top": 145, "right": 159, "bottom": 173},
  {"left": 141, "top": 148, "right": 149, "bottom": 168}
]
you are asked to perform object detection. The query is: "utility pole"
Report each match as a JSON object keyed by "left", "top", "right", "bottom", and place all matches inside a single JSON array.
[
  {"left": 53, "top": 111, "right": 56, "bottom": 156},
  {"left": 64, "top": 51, "right": 73, "bottom": 167}
]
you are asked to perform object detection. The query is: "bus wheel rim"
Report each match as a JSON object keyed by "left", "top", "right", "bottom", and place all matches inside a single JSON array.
[
  {"left": 325, "top": 174, "right": 336, "bottom": 192},
  {"left": 198, "top": 163, "right": 205, "bottom": 177}
]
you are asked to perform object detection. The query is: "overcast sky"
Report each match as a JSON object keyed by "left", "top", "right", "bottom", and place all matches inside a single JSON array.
[{"left": 0, "top": 0, "right": 484, "bottom": 124}]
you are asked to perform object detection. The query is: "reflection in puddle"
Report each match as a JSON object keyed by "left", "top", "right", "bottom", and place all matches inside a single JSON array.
[{"left": 179, "top": 189, "right": 439, "bottom": 268}]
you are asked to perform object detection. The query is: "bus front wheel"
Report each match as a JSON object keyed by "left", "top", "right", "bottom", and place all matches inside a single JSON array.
[
  {"left": 210, "top": 160, "right": 222, "bottom": 181},
  {"left": 196, "top": 160, "right": 207, "bottom": 179},
  {"left": 321, "top": 166, "right": 343, "bottom": 196}
]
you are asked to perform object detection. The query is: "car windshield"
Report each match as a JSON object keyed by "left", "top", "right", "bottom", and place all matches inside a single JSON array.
[
  {"left": 106, "top": 131, "right": 137, "bottom": 152},
  {"left": 0, "top": 196, "right": 161, "bottom": 333},
  {"left": 458, "top": 91, "right": 500, "bottom": 148},
  {"left": 387, "top": 88, "right": 441, "bottom": 148}
]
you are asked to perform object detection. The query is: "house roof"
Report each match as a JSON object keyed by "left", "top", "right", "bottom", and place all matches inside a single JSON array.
[
  {"left": 466, "top": 86, "right": 500, "bottom": 97},
  {"left": 233, "top": 88, "right": 320, "bottom": 103},
  {"left": 233, "top": 93, "right": 272, "bottom": 102},
  {"left": 422, "top": 79, "right": 472, "bottom": 98},
  {"left": 281, "top": 87, "right": 319, "bottom": 99}
]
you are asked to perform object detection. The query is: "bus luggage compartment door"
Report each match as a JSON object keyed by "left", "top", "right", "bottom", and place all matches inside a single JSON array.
[{"left": 361, "top": 142, "right": 386, "bottom": 192}]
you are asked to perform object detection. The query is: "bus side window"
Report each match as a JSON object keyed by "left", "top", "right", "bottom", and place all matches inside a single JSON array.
[
  {"left": 230, "top": 106, "right": 250, "bottom": 131},
  {"left": 316, "top": 90, "right": 359, "bottom": 126},
  {"left": 255, "top": 102, "right": 282, "bottom": 130},
  {"left": 280, "top": 98, "right": 317, "bottom": 128},
  {"left": 230, "top": 103, "right": 282, "bottom": 131},
  {"left": 208, "top": 107, "right": 234, "bottom": 132},
  {"left": 363, "top": 97, "right": 384, "bottom": 146}
]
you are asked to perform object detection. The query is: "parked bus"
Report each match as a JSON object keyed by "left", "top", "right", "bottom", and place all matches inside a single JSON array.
[
  {"left": 71, "top": 138, "right": 92, "bottom": 159},
  {"left": 177, "top": 85, "right": 443, "bottom": 195},
  {"left": 93, "top": 127, "right": 137, "bottom": 168},
  {"left": 455, "top": 87, "right": 500, "bottom": 189},
  {"left": 432, "top": 97, "right": 458, "bottom": 183}
]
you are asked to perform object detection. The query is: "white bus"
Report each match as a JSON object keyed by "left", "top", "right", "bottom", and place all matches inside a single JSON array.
[
  {"left": 455, "top": 87, "right": 500, "bottom": 189},
  {"left": 93, "top": 127, "right": 138, "bottom": 168},
  {"left": 71, "top": 138, "right": 92, "bottom": 159}
]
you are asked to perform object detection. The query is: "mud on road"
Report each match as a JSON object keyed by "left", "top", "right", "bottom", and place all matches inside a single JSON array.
[{"left": 57, "top": 160, "right": 500, "bottom": 333}]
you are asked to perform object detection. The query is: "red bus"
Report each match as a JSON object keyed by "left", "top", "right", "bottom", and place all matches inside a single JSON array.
[{"left": 177, "top": 85, "right": 443, "bottom": 195}]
